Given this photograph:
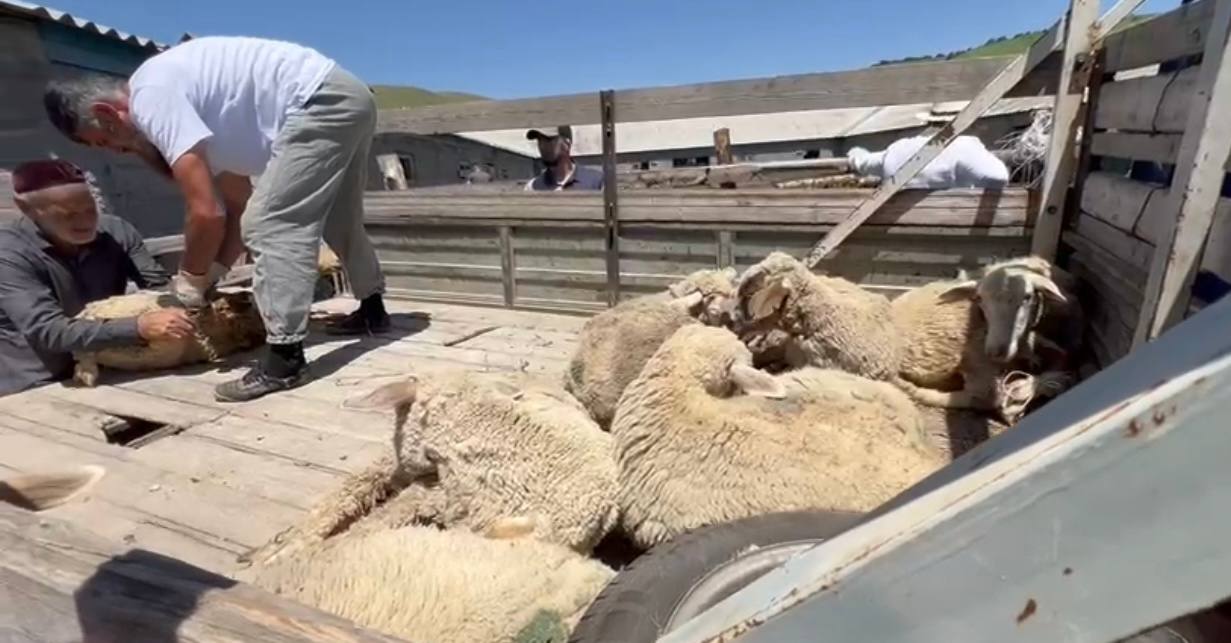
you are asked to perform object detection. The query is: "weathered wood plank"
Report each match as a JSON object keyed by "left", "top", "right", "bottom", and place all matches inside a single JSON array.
[
  {"left": 1068, "top": 213, "right": 1156, "bottom": 273},
  {"left": 0, "top": 503, "right": 404, "bottom": 643},
  {"left": 1137, "top": 0, "right": 1231, "bottom": 344},
  {"left": 1089, "top": 131, "right": 1183, "bottom": 163},
  {"left": 498, "top": 225, "right": 516, "bottom": 306},
  {"left": 600, "top": 89, "right": 621, "bottom": 307},
  {"left": 180, "top": 415, "right": 387, "bottom": 475},
  {"left": 32, "top": 384, "right": 225, "bottom": 428},
  {"left": 1094, "top": 65, "right": 1200, "bottom": 132},
  {"left": 376, "top": 57, "right": 1050, "bottom": 134},
  {"left": 0, "top": 422, "right": 299, "bottom": 551},
  {"left": 1102, "top": 0, "right": 1215, "bottom": 73},
  {"left": 1032, "top": 0, "right": 1104, "bottom": 259},
  {"left": 1078, "top": 171, "right": 1159, "bottom": 234}
]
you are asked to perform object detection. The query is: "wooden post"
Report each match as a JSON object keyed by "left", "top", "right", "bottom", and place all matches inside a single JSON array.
[
  {"left": 714, "top": 128, "right": 734, "bottom": 166},
  {"left": 1031, "top": 0, "right": 1101, "bottom": 260},
  {"left": 1134, "top": 0, "right": 1231, "bottom": 345},
  {"left": 1068, "top": 49, "right": 1106, "bottom": 228},
  {"left": 498, "top": 225, "right": 516, "bottom": 307},
  {"left": 717, "top": 230, "right": 735, "bottom": 268},
  {"left": 600, "top": 90, "right": 621, "bottom": 307},
  {"left": 802, "top": 0, "right": 1146, "bottom": 270}
]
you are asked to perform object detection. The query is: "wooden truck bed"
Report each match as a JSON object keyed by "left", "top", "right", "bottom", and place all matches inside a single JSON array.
[{"left": 0, "top": 297, "right": 585, "bottom": 575}]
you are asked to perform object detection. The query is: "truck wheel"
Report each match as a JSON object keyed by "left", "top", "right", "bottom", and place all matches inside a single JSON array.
[{"left": 569, "top": 510, "right": 863, "bottom": 643}]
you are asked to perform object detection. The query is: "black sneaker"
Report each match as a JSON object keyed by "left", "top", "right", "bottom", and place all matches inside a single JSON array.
[
  {"left": 324, "top": 308, "right": 392, "bottom": 336},
  {"left": 214, "top": 363, "right": 310, "bottom": 402}
]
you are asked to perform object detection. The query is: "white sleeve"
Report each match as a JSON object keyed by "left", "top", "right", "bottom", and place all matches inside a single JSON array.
[
  {"left": 129, "top": 84, "right": 214, "bottom": 168},
  {"left": 954, "top": 137, "right": 1010, "bottom": 188}
]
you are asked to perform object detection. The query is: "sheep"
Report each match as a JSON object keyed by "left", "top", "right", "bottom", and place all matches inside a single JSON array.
[
  {"left": 890, "top": 275, "right": 1076, "bottom": 418},
  {"left": 242, "top": 524, "right": 614, "bottom": 643},
  {"left": 731, "top": 251, "right": 900, "bottom": 379},
  {"left": 611, "top": 324, "right": 943, "bottom": 548},
  {"left": 72, "top": 289, "right": 265, "bottom": 387},
  {"left": 242, "top": 370, "right": 620, "bottom": 566},
  {"left": 564, "top": 267, "right": 738, "bottom": 428}
]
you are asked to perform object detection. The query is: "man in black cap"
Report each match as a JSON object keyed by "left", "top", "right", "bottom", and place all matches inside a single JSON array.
[{"left": 524, "top": 125, "right": 604, "bottom": 191}]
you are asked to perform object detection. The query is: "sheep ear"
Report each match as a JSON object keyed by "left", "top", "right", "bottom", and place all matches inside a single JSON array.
[
  {"left": 343, "top": 377, "right": 418, "bottom": 410},
  {"left": 668, "top": 291, "right": 704, "bottom": 313},
  {"left": 938, "top": 280, "right": 978, "bottom": 302},
  {"left": 484, "top": 516, "right": 537, "bottom": 540},
  {"left": 743, "top": 277, "right": 790, "bottom": 321},
  {"left": 730, "top": 364, "right": 786, "bottom": 399}
]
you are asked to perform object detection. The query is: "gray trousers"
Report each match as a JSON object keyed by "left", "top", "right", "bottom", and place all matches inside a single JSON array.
[{"left": 242, "top": 65, "right": 386, "bottom": 344}]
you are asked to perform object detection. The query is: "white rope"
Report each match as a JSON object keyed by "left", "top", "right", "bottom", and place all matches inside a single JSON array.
[{"left": 993, "top": 108, "right": 1054, "bottom": 187}]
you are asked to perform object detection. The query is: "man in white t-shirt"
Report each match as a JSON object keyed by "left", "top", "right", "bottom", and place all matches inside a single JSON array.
[{"left": 43, "top": 36, "right": 389, "bottom": 402}]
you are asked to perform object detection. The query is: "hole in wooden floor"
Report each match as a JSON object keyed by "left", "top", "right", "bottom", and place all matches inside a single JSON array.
[{"left": 99, "top": 415, "right": 182, "bottom": 448}]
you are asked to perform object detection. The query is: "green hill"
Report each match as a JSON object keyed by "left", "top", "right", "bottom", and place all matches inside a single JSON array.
[
  {"left": 875, "top": 14, "right": 1156, "bottom": 66},
  {"left": 371, "top": 85, "right": 486, "bottom": 110}
]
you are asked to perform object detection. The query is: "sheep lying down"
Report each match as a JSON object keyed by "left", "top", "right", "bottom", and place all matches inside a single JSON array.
[
  {"left": 241, "top": 524, "right": 614, "bottom": 643},
  {"left": 243, "top": 370, "right": 620, "bottom": 567},
  {"left": 564, "top": 267, "right": 738, "bottom": 428},
  {"left": 72, "top": 289, "right": 265, "bottom": 387},
  {"left": 612, "top": 324, "right": 945, "bottom": 548}
]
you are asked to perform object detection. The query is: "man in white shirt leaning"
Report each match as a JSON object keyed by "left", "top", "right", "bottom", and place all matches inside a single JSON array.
[{"left": 42, "top": 35, "right": 390, "bottom": 402}]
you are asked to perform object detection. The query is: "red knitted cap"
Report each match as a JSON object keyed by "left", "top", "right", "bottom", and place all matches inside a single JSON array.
[{"left": 11, "top": 159, "right": 87, "bottom": 194}]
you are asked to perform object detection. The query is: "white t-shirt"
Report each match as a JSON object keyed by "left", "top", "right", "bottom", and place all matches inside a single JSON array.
[
  {"left": 128, "top": 36, "right": 336, "bottom": 176},
  {"left": 875, "top": 135, "right": 1010, "bottom": 189}
]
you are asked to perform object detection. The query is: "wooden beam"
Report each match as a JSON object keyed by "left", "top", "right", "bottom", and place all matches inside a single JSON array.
[
  {"left": 600, "top": 90, "right": 620, "bottom": 307},
  {"left": 1032, "top": 0, "right": 1104, "bottom": 259},
  {"left": 1135, "top": 0, "right": 1231, "bottom": 345},
  {"left": 717, "top": 230, "right": 735, "bottom": 268},
  {"left": 1102, "top": 0, "right": 1215, "bottom": 73},
  {"left": 803, "top": 1, "right": 1145, "bottom": 269},
  {"left": 0, "top": 502, "right": 403, "bottom": 642},
  {"left": 376, "top": 58, "right": 1056, "bottom": 134},
  {"left": 498, "top": 225, "right": 516, "bottom": 307},
  {"left": 713, "top": 128, "right": 734, "bottom": 166}
]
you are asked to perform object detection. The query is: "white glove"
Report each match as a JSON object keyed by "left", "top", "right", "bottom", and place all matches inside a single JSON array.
[{"left": 172, "top": 262, "right": 227, "bottom": 310}]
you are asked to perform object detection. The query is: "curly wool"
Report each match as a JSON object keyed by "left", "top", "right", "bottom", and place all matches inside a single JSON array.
[
  {"left": 244, "top": 525, "right": 614, "bottom": 643},
  {"left": 245, "top": 371, "right": 620, "bottom": 566},
  {"left": 612, "top": 325, "right": 943, "bottom": 548}
]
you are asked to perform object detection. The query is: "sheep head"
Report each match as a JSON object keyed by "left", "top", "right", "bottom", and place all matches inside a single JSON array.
[
  {"left": 655, "top": 325, "right": 786, "bottom": 399},
  {"left": 733, "top": 252, "right": 804, "bottom": 326},
  {"left": 666, "top": 266, "right": 738, "bottom": 326},
  {"left": 200, "top": 290, "right": 266, "bottom": 351},
  {"left": 942, "top": 261, "right": 1069, "bottom": 365}
]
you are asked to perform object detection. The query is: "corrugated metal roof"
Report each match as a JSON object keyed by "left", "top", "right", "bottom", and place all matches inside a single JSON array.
[
  {"left": 455, "top": 96, "right": 1053, "bottom": 158},
  {"left": 0, "top": 0, "right": 167, "bottom": 50}
]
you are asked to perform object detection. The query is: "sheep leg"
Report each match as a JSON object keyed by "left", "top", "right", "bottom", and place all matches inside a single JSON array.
[
  {"left": 72, "top": 355, "right": 100, "bottom": 388},
  {"left": 894, "top": 377, "right": 996, "bottom": 412},
  {"left": 238, "top": 454, "right": 408, "bottom": 566}
]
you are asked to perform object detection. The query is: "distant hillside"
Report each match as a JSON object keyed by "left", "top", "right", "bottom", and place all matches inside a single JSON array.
[
  {"left": 874, "top": 14, "right": 1155, "bottom": 66},
  {"left": 372, "top": 85, "right": 486, "bottom": 110}
]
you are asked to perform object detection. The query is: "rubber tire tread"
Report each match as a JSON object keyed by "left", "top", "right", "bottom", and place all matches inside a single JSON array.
[{"left": 569, "top": 510, "right": 862, "bottom": 643}]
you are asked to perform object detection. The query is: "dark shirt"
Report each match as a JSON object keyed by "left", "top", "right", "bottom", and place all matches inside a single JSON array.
[
  {"left": 0, "top": 215, "right": 171, "bottom": 395},
  {"left": 525, "top": 164, "right": 605, "bottom": 191}
]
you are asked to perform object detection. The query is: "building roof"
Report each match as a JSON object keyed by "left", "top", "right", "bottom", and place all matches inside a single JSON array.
[
  {"left": 455, "top": 95, "right": 1052, "bottom": 158},
  {"left": 0, "top": 0, "right": 167, "bottom": 50}
]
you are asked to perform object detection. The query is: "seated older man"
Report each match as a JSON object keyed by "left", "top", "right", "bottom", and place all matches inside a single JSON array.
[{"left": 0, "top": 159, "right": 191, "bottom": 395}]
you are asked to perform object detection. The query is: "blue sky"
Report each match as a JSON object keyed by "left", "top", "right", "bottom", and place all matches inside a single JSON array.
[{"left": 50, "top": 0, "right": 1179, "bottom": 99}]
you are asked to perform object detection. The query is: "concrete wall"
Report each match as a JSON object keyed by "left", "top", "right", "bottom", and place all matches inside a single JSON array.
[
  {"left": 369, "top": 133, "right": 537, "bottom": 189},
  {"left": 0, "top": 16, "right": 185, "bottom": 237}
]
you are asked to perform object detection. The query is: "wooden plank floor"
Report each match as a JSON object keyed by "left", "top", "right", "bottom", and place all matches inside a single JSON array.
[{"left": 0, "top": 297, "right": 584, "bottom": 575}]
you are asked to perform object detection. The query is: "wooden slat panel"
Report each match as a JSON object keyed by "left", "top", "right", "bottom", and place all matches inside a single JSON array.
[
  {"left": 1069, "top": 213, "right": 1155, "bottom": 274},
  {"left": 1079, "top": 171, "right": 1160, "bottom": 235},
  {"left": 375, "top": 57, "right": 1054, "bottom": 134},
  {"left": 1089, "top": 131, "right": 1183, "bottom": 164},
  {"left": 1102, "top": 0, "right": 1215, "bottom": 73},
  {"left": 1094, "top": 66, "right": 1199, "bottom": 133},
  {"left": 1135, "top": 189, "right": 1231, "bottom": 246}
]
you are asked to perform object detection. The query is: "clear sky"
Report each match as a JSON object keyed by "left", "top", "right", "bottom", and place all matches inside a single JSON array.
[{"left": 46, "top": 0, "right": 1179, "bottom": 99}]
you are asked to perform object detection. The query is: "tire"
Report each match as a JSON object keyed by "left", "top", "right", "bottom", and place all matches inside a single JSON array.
[{"left": 569, "top": 510, "right": 863, "bottom": 643}]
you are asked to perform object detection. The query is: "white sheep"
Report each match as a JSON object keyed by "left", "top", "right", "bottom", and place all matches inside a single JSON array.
[
  {"left": 564, "top": 267, "right": 738, "bottom": 428},
  {"left": 242, "top": 524, "right": 614, "bottom": 643},
  {"left": 244, "top": 370, "right": 620, "bottom": 566},
  {"left": 611, "top": 324, "right": 944, "bottom": 548},
  {"left": 72, "top": 289, "right": 265, "bottom": 387},
  {"left": 731, "top": 251, "right": 900, "bottom": 379}
]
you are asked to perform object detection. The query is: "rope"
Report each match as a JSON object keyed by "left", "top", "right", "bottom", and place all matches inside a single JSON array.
[{"left": 993, "top": 108, "right": 1054, "bottom": 187}]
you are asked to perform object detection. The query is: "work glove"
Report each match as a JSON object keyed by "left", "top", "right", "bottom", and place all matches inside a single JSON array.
[{"left": 171, "top": 262, "right": 229, "bottom": 309}]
